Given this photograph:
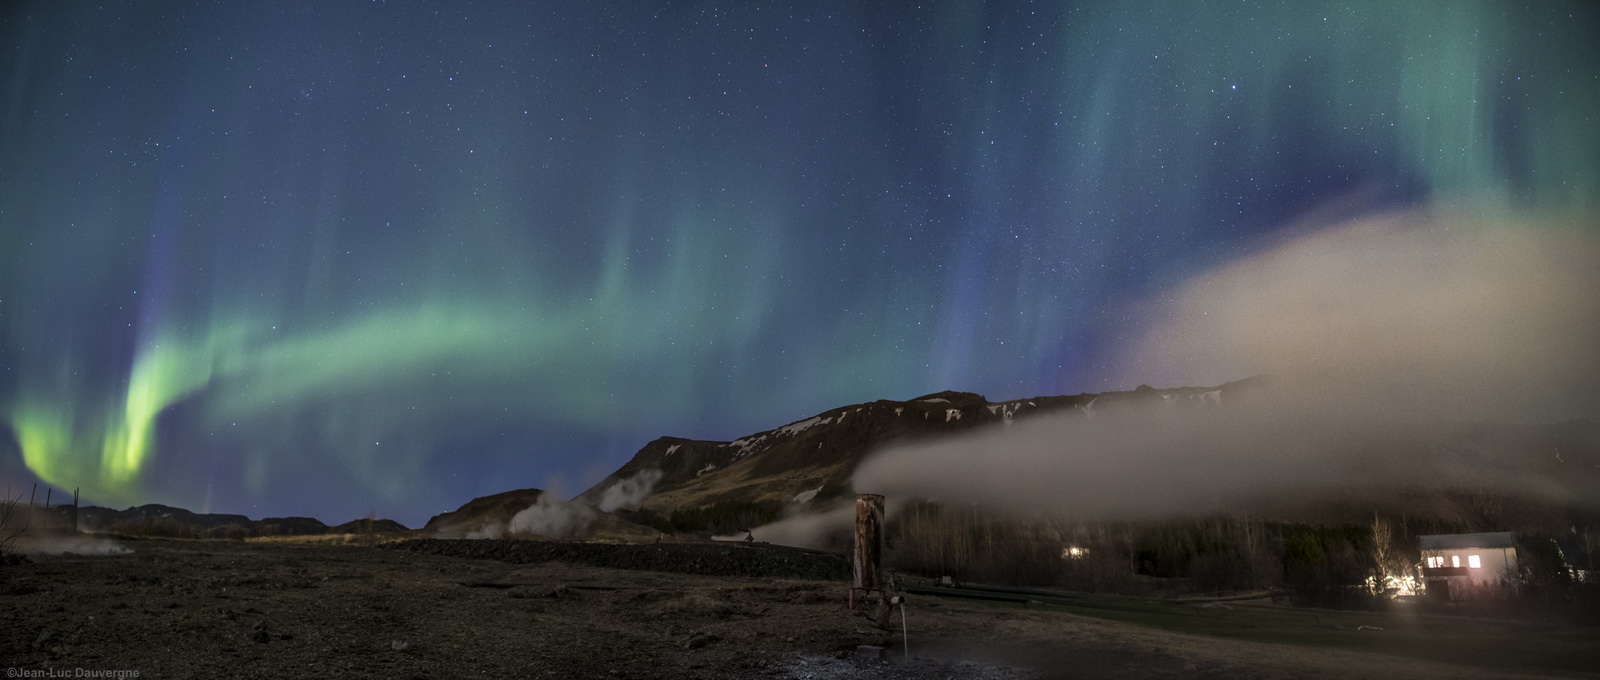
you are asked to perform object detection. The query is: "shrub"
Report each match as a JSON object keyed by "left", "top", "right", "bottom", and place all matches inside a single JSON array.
[
  {"left": 1280, "top": 523, "right": 1376, "bottom": 608},
  {"left": 107, "top": 517, "right": 201, "bottom": 539},
  {"left": 207, "top": 523, "right": 251, "bottom": 541},
  {"left": 667, "top": 500, "right": 781, "bottom": 535}
]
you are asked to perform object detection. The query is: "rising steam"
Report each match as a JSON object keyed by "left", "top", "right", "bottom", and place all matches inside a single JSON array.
[
  {"left": 505, "top": 491, "right": 597, "bottom": 539},
  {"left": 15, "top": 533, "right": 131, "bottom": 556},
  {"left": 1117, "top": 207, "right": 1600, "bottom": 422},
  {"left": 597, "top": 469, "right": 663, "bottom": 513},
  {"left": 853, "top": 206, "right": 1600, "bottom": 518},
  {"left": 457, "top": 470, "right": 664, "bottom": 540},
  {"left": 715, "top": 501, "right": 861, "bottom": 551}
]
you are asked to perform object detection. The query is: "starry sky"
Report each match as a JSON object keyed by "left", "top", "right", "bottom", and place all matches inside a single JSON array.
[{"left": 2, "top": 1, "right": 1596, "bottom": 527}]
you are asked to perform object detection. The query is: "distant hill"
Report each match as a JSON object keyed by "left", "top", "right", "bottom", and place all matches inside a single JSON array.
[
  {"left": 253, "top": 516, "right": 330, "bottom": 536},
  {"left": 34, "top": 503, "right": 408, "bottom": 538},
  {"left": 578, "top": 381, "right": 1256, "bottom": 516},
  {"left": 420, "top": 488, "right": 661, "bottom": 542},
  {"left": 421, "top": 488, "right": 548, "bottom": 537},
  {"left": 330, "top": 517, "right": 410, "bottom": 534}
]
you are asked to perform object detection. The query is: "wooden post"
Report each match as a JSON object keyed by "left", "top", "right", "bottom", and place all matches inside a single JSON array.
[{"left": 852, "top": 493, "right": 885, "bottom": 608}]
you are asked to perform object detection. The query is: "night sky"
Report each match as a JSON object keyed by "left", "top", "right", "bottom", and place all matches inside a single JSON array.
[{"left": 2, "top": 1, "right": 1596, "bottom": 527}]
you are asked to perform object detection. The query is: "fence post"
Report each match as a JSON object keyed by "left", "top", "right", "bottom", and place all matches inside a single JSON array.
[{"left": 852, "top": 493, "right": 886, "bottom": 608}]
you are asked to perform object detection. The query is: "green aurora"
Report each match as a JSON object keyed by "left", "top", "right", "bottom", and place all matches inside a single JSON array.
[{"left": 1, "top": 1, "right": 1595, "bottom": 524}]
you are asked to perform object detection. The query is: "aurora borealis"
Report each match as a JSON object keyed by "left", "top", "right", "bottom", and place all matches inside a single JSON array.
[{"left": 2, "top": 1, "right": 1596, "bottom": 526}]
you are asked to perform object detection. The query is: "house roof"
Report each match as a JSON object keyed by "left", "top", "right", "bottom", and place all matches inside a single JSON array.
[{"left": 1418, "top": 532, "right": 1516, "bottom": 550}]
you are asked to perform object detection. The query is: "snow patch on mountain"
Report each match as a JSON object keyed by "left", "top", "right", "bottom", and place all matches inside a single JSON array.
[{"left": 777, "top": 416, "right": 826, "bottom": 437}]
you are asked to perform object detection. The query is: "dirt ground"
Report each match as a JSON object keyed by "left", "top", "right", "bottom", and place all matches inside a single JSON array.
[{"left": 0, "top": 537, "right": 1589, "bottom": 679}]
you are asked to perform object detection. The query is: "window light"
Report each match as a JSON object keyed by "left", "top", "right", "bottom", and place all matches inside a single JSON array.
[{"left": 1468, "top": 554, "right": 1481, "bottom": 569}]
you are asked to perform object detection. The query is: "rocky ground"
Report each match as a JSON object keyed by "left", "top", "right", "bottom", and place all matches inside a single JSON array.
[
  {"left": 0, "top": 537, "right": 1583, "bottom": 679},
  {"left": 387, "top": 538, "right": 852, "bottom": 582}
]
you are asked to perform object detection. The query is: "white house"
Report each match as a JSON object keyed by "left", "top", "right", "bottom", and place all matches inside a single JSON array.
[{"left": 1418, "top": 532, "right": 1517, "bottom": 599}]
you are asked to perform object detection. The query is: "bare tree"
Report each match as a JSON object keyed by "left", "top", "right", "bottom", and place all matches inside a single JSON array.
[
  {"left": 1, "top": 490, "right": 29, "bottom": 559},
  {"left": 1369, "top": 513, "right": 1407, "bottom": 592}
]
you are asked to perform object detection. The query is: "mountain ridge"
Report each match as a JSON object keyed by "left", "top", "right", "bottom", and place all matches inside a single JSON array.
[
  {"left": 24, "top": 375, "right": 1595, "bottom": 541},
  {"left": 28, "top": 502, "right": 408, "bottom": 538},
  {"left": 578, "top": 379, "right": 1263, "bottom": 515}
]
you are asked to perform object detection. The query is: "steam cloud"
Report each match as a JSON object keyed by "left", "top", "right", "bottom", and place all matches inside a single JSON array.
[
  {"left": 15, "top": 533, "right": 131, "bottom": 556},
  {"left": 505, "top": 490, "right": 596, "bottom": 539},
  {"left": 715, "top": 501, "right": 862, "bottom": 550},
  {"left": 854, "top": 207, "right": 1600, "bottom": 518},
  {"left": 460, "top": 470, "right": 664, "bottom": 539},
  {"left": 597, "top": 469, "right": 663, "bottom": 512},
  {"left": 1118, "top": 207, "right": 1600, "bottom": 422}
]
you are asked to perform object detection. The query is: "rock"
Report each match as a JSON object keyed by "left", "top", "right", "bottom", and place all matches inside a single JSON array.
[
  {"left": 682, "top": 632, "right": 720, "bottom": 650},
  {"left": 856, "top": 644, "right": 885, "bottom": 659},
  {"left": 391, "top": 639, "right": 410, "bottom": 652}
]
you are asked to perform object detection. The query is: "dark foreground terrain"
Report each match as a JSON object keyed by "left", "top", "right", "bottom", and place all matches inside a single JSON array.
[{"left": 2, "top": 537, "right": 1594, "bottom": 679}]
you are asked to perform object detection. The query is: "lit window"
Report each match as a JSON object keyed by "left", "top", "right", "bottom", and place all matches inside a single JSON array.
[
  {"left": 1452, "top": 555, "right": 1460, "bottom": 568},
  {"left": 1468, "top": 554, "right": 1481, "bottom": 569}
]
